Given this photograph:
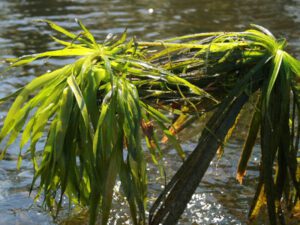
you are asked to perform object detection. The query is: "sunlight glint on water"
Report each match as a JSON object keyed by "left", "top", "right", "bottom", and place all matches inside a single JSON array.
[{"left": 0, "top": 0, "right": 300, "bottom": 224}]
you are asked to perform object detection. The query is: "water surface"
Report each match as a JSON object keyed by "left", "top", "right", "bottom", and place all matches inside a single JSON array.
[{"left": 0, "top": 0, "right": 300, "bottom": 224}]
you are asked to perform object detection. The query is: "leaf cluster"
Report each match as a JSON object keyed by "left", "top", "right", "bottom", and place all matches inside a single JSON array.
[{"left": 1, "top": 21, "right": 300, "bottom": 225}]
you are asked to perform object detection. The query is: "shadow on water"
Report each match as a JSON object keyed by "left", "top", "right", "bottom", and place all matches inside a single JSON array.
[{"left": 0, "top": 0, "right": 300, "bottom": 224}]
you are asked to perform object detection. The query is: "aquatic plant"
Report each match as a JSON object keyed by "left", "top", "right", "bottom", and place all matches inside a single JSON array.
[{"left": 0, "top": 21, "right": 299, "bottom": 225}]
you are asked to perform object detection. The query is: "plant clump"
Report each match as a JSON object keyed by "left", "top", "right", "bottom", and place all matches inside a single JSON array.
[{"left": 0, "top": 21, "right": 299, "bottom": 225}]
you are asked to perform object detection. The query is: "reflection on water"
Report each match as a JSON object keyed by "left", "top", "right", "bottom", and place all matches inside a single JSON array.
[{"left": 0, "top": 0, "right": 300, "bottom": 224}]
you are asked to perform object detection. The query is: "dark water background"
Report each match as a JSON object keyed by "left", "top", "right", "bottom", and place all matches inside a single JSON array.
[{"left": 0, "top": 0, "right": 300, "bottom": 224}]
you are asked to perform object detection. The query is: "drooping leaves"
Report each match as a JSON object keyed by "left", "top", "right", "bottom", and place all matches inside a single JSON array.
[{"left": 0, "top": 21, "right": 299, "bottom": 225}]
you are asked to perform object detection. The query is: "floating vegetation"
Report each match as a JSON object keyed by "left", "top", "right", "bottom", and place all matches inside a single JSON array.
[{"left": 0, "top": 21, "right": 299, "bottom": 225}]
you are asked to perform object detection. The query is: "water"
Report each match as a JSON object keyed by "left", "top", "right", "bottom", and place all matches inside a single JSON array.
[{"left": 0, "top": 0, "right": 300, "bottom": 224}]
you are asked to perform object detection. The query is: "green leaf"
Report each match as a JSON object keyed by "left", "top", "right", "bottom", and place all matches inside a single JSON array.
[
  {"left": 76, "top": 19, "right": 98, "bottom": 48},
  {"left": 249, "top": 179, "right": 266, "bottom": 220},
  {"left": 67, "top": 75, "right": 94, "bottom": 136},
  {"left": 265, "top": 50, "right": 284, "bottom": 108},
  {"left": 163, "top": 129, "right": 185, "bottom": 160},
  {"left": 236, "top": 96, "right": 261, "bottom": 184},
  {"left": 38, "top": 19, "right": 77, "bottom": 39},
  {"left": 101, "top": 132, "right": 122, "bottom": 225},
  {"left": 10, "top": 48, "right": 95, "bottom": 68}
]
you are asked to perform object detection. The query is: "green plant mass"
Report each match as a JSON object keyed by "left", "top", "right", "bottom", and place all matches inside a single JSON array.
[{"left": 0, "top": 21, "right": 300, "bottom": 225}]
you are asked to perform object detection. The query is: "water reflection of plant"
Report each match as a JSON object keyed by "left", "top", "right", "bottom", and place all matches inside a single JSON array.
[{"left": 0, "top": 21, "right": 299, "bottom": 225}]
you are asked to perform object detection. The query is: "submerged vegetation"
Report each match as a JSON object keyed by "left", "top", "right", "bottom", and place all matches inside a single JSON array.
[{"left": 0, "top": 20, "right": 300, "bottom": 225}]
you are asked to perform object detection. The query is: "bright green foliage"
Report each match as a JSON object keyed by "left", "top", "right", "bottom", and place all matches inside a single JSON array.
[
  {"left": 1, "top": 21, "right": 300, "bottom": 225},
  {"left": 0, "top": 20, "right": 214, "bottom": 225}
]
